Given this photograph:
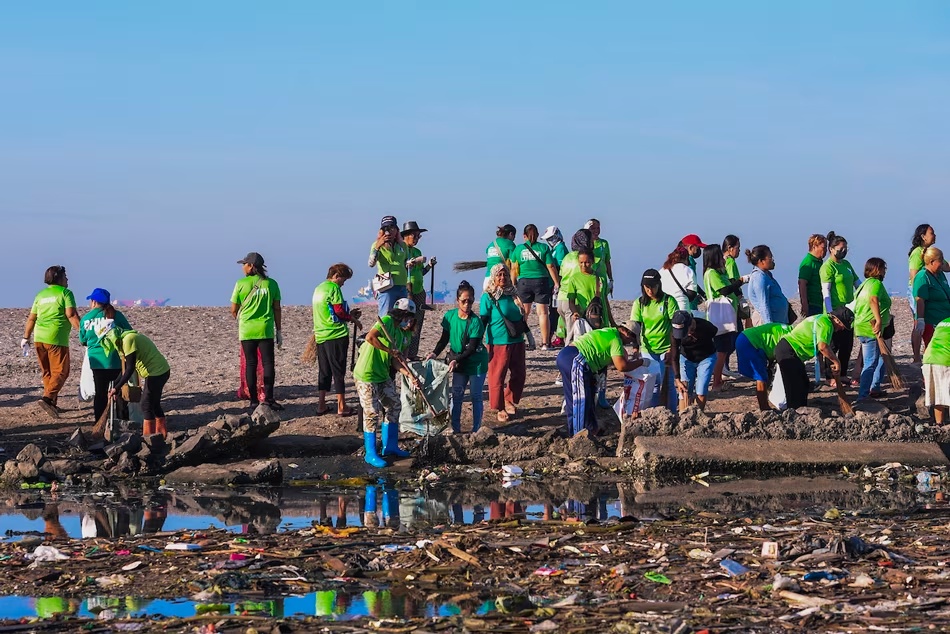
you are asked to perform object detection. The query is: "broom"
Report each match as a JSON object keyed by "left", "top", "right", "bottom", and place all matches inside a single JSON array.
[
  {"left": 453, "top": 260, "right": 485, "bottom": 273},
  {"left": 876, "top": 337, "right": 906, "bottom": 390},
  {"left": 90, "top": 389, "right": 116, "bottom": 440},
  {"left": 836, "top": 382, "right": 854, "bottom": 415},
  {"left": 301, "top": 334, "right": 317, "bottom": 366}
]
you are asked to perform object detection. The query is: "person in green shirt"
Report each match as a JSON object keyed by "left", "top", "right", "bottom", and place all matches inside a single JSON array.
[
  {"left": 429, "top": 280, "right": 488, "bottom": 433},
  {"left": 853, "top": 258, "right": 892, "bottom": 401},
  {"left": 556, "top": 323, "right": 642, "bottom": 436},
  {"left": 353, "top": 298, "right": 421, "bottom": 467},
  {"left": 231, "top": 252, "right": 282, "bottom": 411},
  {"left": 485, "top": 224, "right": 517, "bottom": 281},
  {"left": 909, "top": 224, "right": 936, "bottom": 362},
  {"left": 541, "top": 225, "right": 568, "bottom": 346},
  {"left": 737, "top": 322, "right": 794, "bottom": 410},
  {"left": 723, "top": 234, "right": 742, "bottom": 281},
  {"left": 22, "top": 265, "right": 80, "bottom": 418},
  {"left": 99, "top": 320, "right": 171, "bottom": 437},
  {"left": 78, "top": 288, "right": 133, "bottom": 424},
  {"left": 479, "top": 264, "right": 528, "bottom": 422},
  {"left": 773, "top": 308, "right": 853, "bottom": 409},
  {"left": 798, "top": 234, "right": 827, "bottom": 319},
  {"left": 511, "top": 224, "right": 561, "bottom": 349},
  {"left": 585, "top": 219, "right": 613, "bottom": 294},
  {"left": 401, "top": 221, "right": 437, "bottom": 360},
  {"left": 552, "top": 229, "right": 595, "bottom": 344},
  {"left": 703, "top": 245, "right": 749, "bottom": 391},
  {"left": 369, "top": 215, "right": 410, "bottom": 318},
  {"left": 820, "top": 232, "right": 859, "bottom": 386},
  {"left": 922, "top": 317, "right": 950, "bottom": 425},
  {"left": 630, "top": 268, "right": 680, "bottom": 410},
  {"left": 914, "top": 247, "right": 950, "bottom": 346},
  {"left": 313, "top": 263, "right": 363, "bottom": 417}
]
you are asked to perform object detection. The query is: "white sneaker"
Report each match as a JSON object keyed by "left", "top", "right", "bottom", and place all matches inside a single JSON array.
[
  {"left": 554, "top": 376, "right": 563, "bottom": 387},
  {"left": 722, "top": 369, "right": 742, "bottom": 380}
]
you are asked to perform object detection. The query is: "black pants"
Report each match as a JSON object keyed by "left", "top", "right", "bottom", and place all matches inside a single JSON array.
[
  {"left": 774, "top": 339, "right": 809, "bottom": 409},
  {"left": 141, "top": 371, "right": 170, "bottom": 419},
  {"left": 92, "top": 368, "right": 121, "bottom": 423},
  {"left": 824, "top": 327, "right": 854, "bottom": 379},
  {"left": 317, "top": 336, "right": 348, "bottom": 394},
  {"left": 242, "top": 339, "right": 275, "bottom": 404}
]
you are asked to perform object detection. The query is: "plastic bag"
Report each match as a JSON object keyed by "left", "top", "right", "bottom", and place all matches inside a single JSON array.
[
  {"left": 79, "top": 350, "right": 95, "bottom": 402},
  {"left": 398, "top": 359, "right": 450, "bottom": 436},
  {"left": 707, "top": 295, "right": 738, "bottom": 334},
  {"left": 768, "top": 365, "right": 787, "bottom": 411},
  {"left": 613, "top": 358, "right": 662, "bottom": 421}
]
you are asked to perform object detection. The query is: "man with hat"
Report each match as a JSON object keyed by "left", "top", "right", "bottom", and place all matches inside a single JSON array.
[
  {"left": 401, "top": 220, "right": 437, "bottom": 360},
  {"left": 369, "top": 216, "right": 410, "bottom": 318},
  {"left": 668, "top": 310, "right": 719, "bottom": 411},
  {"left": 679, "top": 234, "right": 708, "bottom": 311}
]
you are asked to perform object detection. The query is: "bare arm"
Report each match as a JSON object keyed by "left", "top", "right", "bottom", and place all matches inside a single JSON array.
[
  {"left": 230, "top": 302, "right": 240, "bottom": 319},
  {"left": 23, "top": 313, "right": 37, "bottom": 339},
  {"left": 798, "top": 279, "right": 809, "bottom": 317},
  {"left": 817, "top": 342, "right": 841, "bottom": 373},
  {"left": 917, "top": 297, "right": 926, "bottom": 321},
  {"left": 510, "top": 261, "right": 520, "bottom": 285},
  {"left": 273, "top": 301, "right": 282, "bottom": 331},
  {"left": 66, "top": 307, "right": 80, "bottom": 330},
  {"left": 869, "top": 295, "right": 881, "bottom": 337},
  {"left": 548, "top": 264, "right": 560, "bottom": 287}
]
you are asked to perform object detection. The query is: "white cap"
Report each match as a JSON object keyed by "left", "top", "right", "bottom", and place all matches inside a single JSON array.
[
  {"left": 540, "top": 225, "right": 559, "bottom": 241},
  {"left": 393, "top": 297, "right": 417, "bottom": 314}
]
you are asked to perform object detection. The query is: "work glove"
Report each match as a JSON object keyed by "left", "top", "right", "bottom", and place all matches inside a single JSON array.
[
  {"left": 915, "top": 318, "right": 926, "bottom": 336},
  {"left": 20, "top": 338, "right": 29, "bottom": 356},
  {"left": 275, "top": 330, "right": 283, "bottom": 350},
  {"left": 607, "top": 279, "right": 614, "bottom": 294},
  {"left": 428, "top": 257, "right": 437, "bottom": 267}
]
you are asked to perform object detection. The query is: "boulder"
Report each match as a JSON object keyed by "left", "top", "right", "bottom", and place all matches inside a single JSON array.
[
  {"left": 40, "top": 460, "right": 84, "bottom": 478},
  {"left": 16, "top": 444, "right": 45, "bottom": 467},
  {"left": 17, "top": 461, "right": 39, "bottom": 479},
  {"left": 251, "top": 404, "right": 281, "bottom": 426},
  {"left": 164, "top": 459, "right": 283, "bottom": 486},
  {"left": 471, "top": 425, "right": 498, "bottom": 446},
  {"left": 567, "top": 429, "right": 601, "bottom": 458}
]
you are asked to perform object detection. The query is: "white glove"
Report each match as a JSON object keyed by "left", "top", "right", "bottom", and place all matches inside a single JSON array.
[
  {"left": 741, "top": 274, "right": 752, "bottom": 284},
  {"left": 916, "top": 318, "right": 926, "bottom": 336},
  {"left": 20, "top": 338, "right": 29, "bottom": 356},
  {"left": 428, "top": 257, "right": 437, "bottom": 267},
  {"left": 275, "top": 330, "right": 283, "bottom": 350}
]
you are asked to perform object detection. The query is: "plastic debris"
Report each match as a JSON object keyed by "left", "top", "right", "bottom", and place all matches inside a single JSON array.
[
  {"left": 26, "top": 546, "right": 68, "bottom": 562},
  {"left": 644, "top": 571, "right": 672, "bottom": 584},
  {"left": 719, "top": 559, "right": 750, "bottom": 577}
]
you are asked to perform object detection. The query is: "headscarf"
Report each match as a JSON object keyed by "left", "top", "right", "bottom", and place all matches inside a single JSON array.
[
  {"left": 487, "top": 263, "right": 517, "bottom": 300},
  {"left": 571, "top": 229, "right": 593, "bottom": 252},
  {"left": 96, "top": 319, "right": 127, "bottom": 358},
  {"left": 540, "top": 226, "right": 563, "bottom": 247}
]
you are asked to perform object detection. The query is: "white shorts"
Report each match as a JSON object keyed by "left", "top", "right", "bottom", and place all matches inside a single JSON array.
[{"left": 923, "top": 363, "right": 950, "bottom": 407}]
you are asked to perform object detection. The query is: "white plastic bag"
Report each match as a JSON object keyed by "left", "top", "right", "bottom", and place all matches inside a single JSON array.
[
  {"left": 79, "top": 350, "right": 95, "bottom": 402},
  {"left": 613, "top": 358, "right": 662, "bottom": 421},
  {"left": 707, "top": 296, "right": 738, "bottom": 334},
  {"left": 768, "top": 365, "right": 787, "bottom": 411}
]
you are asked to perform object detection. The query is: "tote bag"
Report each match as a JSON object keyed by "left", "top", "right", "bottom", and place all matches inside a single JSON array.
[{"left": 707, "top": 296, "right": 738, "bottom": 335}]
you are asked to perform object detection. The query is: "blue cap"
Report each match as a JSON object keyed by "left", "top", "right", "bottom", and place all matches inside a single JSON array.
[{"left": 86, "top": 288, "right": 111, "bottom": 304}]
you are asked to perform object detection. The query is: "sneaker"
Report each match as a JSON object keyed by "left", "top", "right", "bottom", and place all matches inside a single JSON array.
[
  {"left": 554, "top": 376, "right": 563, "bottom": 387},
  {"left": 540, "top": 344, "right": 550, "bottom": 351},
  {"left": 38, "top": 397, "right": 59, "bottom": 419}
]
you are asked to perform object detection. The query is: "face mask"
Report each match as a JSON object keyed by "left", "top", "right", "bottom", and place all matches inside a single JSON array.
[
  {"left": 399, "top": 319, "right": 412, "bottom": 329},
  {"left": 835, "top": 248, "right": 848, "bottom": 259}
]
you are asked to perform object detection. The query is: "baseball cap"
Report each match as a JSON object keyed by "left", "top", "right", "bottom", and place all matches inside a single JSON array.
[
  {"left": 830, "top": 307, "right": 855, "bottom": 329},
  {"left": 540, "top": 225, "right": 559, "bottom": 241},
  {"left": 681, "top": 234, "right": 708, "bottom": 248},
  {"left": 641, "top": 268, "right": 662, "bottom": 287},
  {"left": 671, "top": 310, "right": 693, "bottom": 340},
  {"left": 237, "top": 252, "right": 265, "bottom": 268},
  {"left": 86, "top": 288, "right": 111, "bottom": 304},
  {"left": 393, "top": 297, "right": 417, "bottom": 314},
  {"left": 380, "top": 215, "right": 398, "bottom": 230}
]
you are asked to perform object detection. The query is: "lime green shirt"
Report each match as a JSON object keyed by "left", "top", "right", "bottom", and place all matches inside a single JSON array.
[
  {"left": 725, "top": 256, "right": 740, "bottom": 281},
  {"left": 407, "top": 246, "right": 426, "bottom": 294},
  {"left": 593, "top": 239, "right": 611, "bottom": 278},
  {"left": 370, "top": 241, "right": 409, "bottom": 286},
  {"left": 742, "top": 323, "right": 792, "bottom": 359},
  {"left": 441, "top": 309, "right": 488, "bottom": 375},
  {"left": 353, "top": 315, "right": 410, "bottom": 383},
  {"left": 79, "top": 308, "right": 132, "bottom": 370},
  {"left": 853, "top": 278, "right": 891, "bottom": 339},
  {"left": 120, "top": 331, "right": 169, "bottom": 377},
  {"left": 512, "top": 241, "right": 553, "bottom": 279},
  {"left": 478, "top": 292, "right": 525, "bottom": 345},
  {"left": 485, "top": 238, "right": 516, "bottom": 277},
  {"left": 559, "top": 251, "right": 580, "bottom": 282},
  {"left": 781, "top": 315, "right": 834, "bottom": 361},
  {"left": 923, "top": 318, "right": 950, "bottom": 366},
  {"left": 231, "top": 276, "right": 281, "bottom": 341},
  {"left": 820, "top": 259, "right": 859, "bottom": 310},
  {"left": 574, "top": 328, "right": 625, "bottom": 374},
  {"left": 909, "top": 247, "right": 925, "bottom": 280},
  {"left": 798, "top": 253, "right": 824, "bottom": 309},
  {"left": 704, "top": 269, "right": 738, "bottom": 310},
  {"left": 558, "top": 272, "right": 604, "bottom": 313},
  {"left": 630, "top": 294, "right": 678, "bottom": 355},
  {"left": 913, "top": 269, "right": 950, "bottom": 326},
  {"left": 31, "top": 285, "right": 76, "bottom": 347},
  {"left": 312, "top": 280, "right": 349, "bottom": 344}
]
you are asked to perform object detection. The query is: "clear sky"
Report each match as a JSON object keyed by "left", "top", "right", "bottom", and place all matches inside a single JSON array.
[{"left": 3, "top": 2, "right": 948, "bottom": 307}]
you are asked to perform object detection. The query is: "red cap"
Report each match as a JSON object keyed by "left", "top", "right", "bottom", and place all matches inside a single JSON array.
[{"left": 681, "top": 234, "right": 707, "bottom": 248}]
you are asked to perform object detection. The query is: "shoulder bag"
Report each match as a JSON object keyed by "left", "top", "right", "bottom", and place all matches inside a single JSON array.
[
  {"left": 584, "top": 277, "right": 612, "bottom": 329},
  {"left": 488, "top": 293, "right": 529, "bottom": 338},
  {"left": 669, "top": 266, "right": 698, "bottom": 303}
]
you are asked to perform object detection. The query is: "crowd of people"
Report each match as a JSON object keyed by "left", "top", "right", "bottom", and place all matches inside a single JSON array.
[{"left": 19, "top": 218, "right": 950, "bottom": 466}]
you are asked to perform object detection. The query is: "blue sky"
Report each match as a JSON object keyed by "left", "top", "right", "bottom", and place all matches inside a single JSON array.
[{"left": 2, "top": 2, "right": 948, "bottom": 306}]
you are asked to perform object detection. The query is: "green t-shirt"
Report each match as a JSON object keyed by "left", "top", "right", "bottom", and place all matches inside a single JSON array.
[
  {"left": 819, "top": 259, "right": 859, "bottom": 310},
  {"left": 629, "top": 294, "right": 678, "bottom": 354},
  {"left": 704, "top": 268, "right": 738, "bottom": 310},
  {"left": 725, "top": 256, "right": 740, "bottom": 281},
  {"left": 478, "top": 292, "right": 525, "bottom": 345},
  {"left": 742, "top": 323, "right": 792, "bottom": 359},
  {"left": 853, "top": 278, "right": 892, "bottom": 339},
  {"left": 593, "top": 239, "right": 611, "bottom": 278},
  {"left": 79, "top": 308, "right": 132, "bottom": 370},
  {"left": 512, "top": 241, "right": 553, "bottom": 279},
  {"left": 312, "top": 280, "right": 349, "bottom": 344},
  {"left": 31, "top": 285, "right": 76, "bottom": 347},
  {"left": 559, "top": 251, "right": 579, "bottom": 282},
  {"left": 370, "top": 241, "right": 409, "bottom": 286},
  {"left": 485, "top": 238, "right": 516, "bottom": 277},
  {"left": 574, "top": 328, "right": 624, "bottom": 373},
  {"left": 353, "top": 315, "right": 410, "bottom": 383},
  {"left": 798, "top": 253, "right": 824, "bottom": 309},
  {"left": 231, "top": 276, "right": 281, "bottom": 341},
  {"left": 407, "top": 246, "right": 426, "bottom": 294},
  {"left": 923, "top": 318, "right": 950, "bottom": 366},
  {"left": 558, "top": 272, "right": 604, "bottom": 313},
  {"left": 551, "top": 242, "right": 568, "bottom": 268},
  {"left": 120, "top": 331, "right": 169, "bottom": 378},
  {"left": 909, "top": 247, "right": 925, "bottom": 280},
  {"left": 441, "top": 309, "right": 488, "bottom": 375},
  {"left": 913, "top": 269, "right": 950, "bottom": 326},
  {"left": 781, "top": 315, "right": 834, "bottom": 361}
]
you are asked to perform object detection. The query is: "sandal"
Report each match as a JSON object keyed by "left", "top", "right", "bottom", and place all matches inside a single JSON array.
[
  {"left": 505, "top": 401, "right": 517, "bottom": 415},
  {"left": 497, "top": 410, "right": 510, "bottom": 423},
  {"left": 314, "top": 406, "right": 331, "bottom": 416},
  {"left": 337, "top": 407, "right": 358, "bottom": 417}
]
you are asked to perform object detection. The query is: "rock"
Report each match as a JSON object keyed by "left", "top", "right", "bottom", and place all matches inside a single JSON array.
[
  {"left": 471, "top": 425, "right": 498, "bottom": 446},
  {"left": 104, "top": 444, "right": 128, "bottom": 461},
  {"left": 164, "top": 459, "right": 283, "bottom": 486},
  {"left": 209, "top": 418, "right": 232, "bottom": 432},
  {"left": 616, "top": 420, "right": 637, "bottom": 458},
  {"left": 2, "top": 460, "right": 20, "bottom": 481},
  {"left": 116, "top": 453, "right": 139, "bottom": 473},
  {"left": 17, "top": 461, "right": 39, "bottom": 479},
  {"left": 915, "top": 389, "right": 930, "bottom": 419},
  {"left": 142, "top": 434, "right": 168, "bottom": 454},
  {"left": 164, "top": 430, "right": 213, "bottom": 469},
  {"left": 115, "top": 433, "right": 142, "bottom": 454},
  {"left": 90, "top": 473, "right": 108, "bottom": 488},
  {"left": 68, "top": 429, "right": 88, "bottom": 450},
  {"left": 795, "top": 407, "right": 824, "bottom": 421},
  {"left": 225, "top": 414, "right": 250, "bottom": 428},
  {"left": 251, "top": 404, "right": 281, "bottom": 426},
  {"left": 16, "top": 444, "right": 45, "bottom": 467},
  {"left": 40, "top": 460, "right": 84, "bottom": 478},
  {"left": 855, "top": 401, "right": 890, "bottom": 421},
  {"left": 567, "top": 429, "right": 601, "bottom": 458}
]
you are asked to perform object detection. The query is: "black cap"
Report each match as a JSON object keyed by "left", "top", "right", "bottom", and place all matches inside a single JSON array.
[
  {"left": 401, "top": 220, "right": 427, "bottom": 235},
  {"left": 830, "top": 307, "right": 855, "bottom": 329},
  {"left": 380, "top": 215, "right": 398, "bottom": 230},
  {"left": 237, "top": 252, "right": 264, "bottom": 268},
  {"left": 671, "top": 310, "right": 693, "bottom": 340},
  {"left": 641, "top": 268, "right": 661, "bottom": 287}
]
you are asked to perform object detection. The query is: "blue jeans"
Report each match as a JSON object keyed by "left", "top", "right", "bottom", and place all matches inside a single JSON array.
[
  {"left": 376, "top": 285, "right": 408, "bottom": 318},
  {"left": 647, "top": 351, "right": 678, "bottom": 411},
  {"left": 451, "top": 372, "right": 486, "bottom": 433},
  {"left": 680, "top": 354, "right": 716, "bottom": 398},
  {"left": 858, "top": 336, "right": 885, "bottom": 399}
]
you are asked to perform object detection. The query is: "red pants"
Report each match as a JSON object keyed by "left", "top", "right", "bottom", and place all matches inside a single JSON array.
[
  {"left": 487, "top": 342, "right": 526, "bottom": 411},
  {"left": 924, "top": 324, "right": 936, "bottom": 346},
  {"left": 35, "top": 343, "right": 70, "bottom": 404}
]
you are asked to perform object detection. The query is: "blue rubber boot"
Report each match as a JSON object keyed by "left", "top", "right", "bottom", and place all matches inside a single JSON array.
[
  {"left": 381, "top": 423, "right": 410, "bottom": 458},
  {"left": 382, "top": 487, "right": 400, "bottom": 527},
  {"left": 363, "top": 432, "right": 387, "bottom": 468},
  {"left": 363, "top": 485, "right": 379, "bottom": 527},
  {"left": 597, "top": 388, "right": 610, "bottom": 409}
]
